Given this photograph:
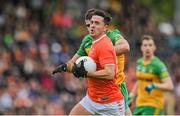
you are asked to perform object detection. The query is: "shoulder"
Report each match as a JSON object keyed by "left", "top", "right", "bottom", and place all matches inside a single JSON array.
[
  {"left": 95, "top": 37, "right": 113, "bottom": 50},
  {"left": 152, "top": 56, "right": 167, "bottom": 69},
  {"left": 107, "top": 29, "right": 120, "bottom": 34},
  {"left": 82, "top": 35, "right": 93, "bottom": 43},
  {"left": 106, "top": 29, "right": 125, "bottom": 44},
  {"left": 106, "top": 29, "right": 122, "bottom": 37},
  {"left": 152, "top": 57, "right": 165, "bottom": 65},
  {"left": 136, "top": 58, "right": 143, "bottom": 64}
]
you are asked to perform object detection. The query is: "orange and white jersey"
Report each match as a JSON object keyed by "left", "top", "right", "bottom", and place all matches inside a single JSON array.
[{"left": 88, "top": 34, "right": 123, "bottom": 104}]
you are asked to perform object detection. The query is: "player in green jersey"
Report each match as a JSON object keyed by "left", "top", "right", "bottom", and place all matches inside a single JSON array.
[
  {"left": 52, "top": 9, "right": 131, "bottom": 115},
  {"left": 129, "top": 35, "right": 174, "bottom": 115}
]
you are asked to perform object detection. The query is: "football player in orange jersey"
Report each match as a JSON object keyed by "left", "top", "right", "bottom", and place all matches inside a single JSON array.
[{"left": 69, "top": 9, "right": 125, "bottom": 115}]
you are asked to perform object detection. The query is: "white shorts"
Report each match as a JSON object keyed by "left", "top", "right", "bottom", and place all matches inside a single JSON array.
[{"left": 79, "top": 95, "right": 125, "bottom": 116}]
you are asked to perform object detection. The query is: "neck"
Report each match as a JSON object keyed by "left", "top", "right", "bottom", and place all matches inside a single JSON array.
[
  {"left": 143, "top": 55, "right": 154, "bottom": 62},
  {"left": 93, "top": 32, "right": 105, "bottom": 40}
]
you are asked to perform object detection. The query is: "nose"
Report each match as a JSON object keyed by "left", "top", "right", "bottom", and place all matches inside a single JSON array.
[
  {"left": 90, "top": 22, "right": 95, "bottom": 28},
  {"left": 146, "top": 46, "right": 151, "bottom": 51}
]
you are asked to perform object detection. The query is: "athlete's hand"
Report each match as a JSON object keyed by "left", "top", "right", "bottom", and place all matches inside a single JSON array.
[
  {"left": 52, "top": 63, "right": 67, "bottom": 74},
  {"left": 145, "top": 83, "right": 157, "bottom": 92},
  {"left": 72, "top": 60, "right": 87, "bottom": 78}
]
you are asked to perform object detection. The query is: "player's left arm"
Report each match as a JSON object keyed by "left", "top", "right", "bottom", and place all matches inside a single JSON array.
[
  {"left": 87, "top": 42, "right": 117, "bottom": 80},
  {"left": 145, "top": 63, "right": 174, "bottom": 92},
  {"left": 155, "top": 77, "right": 174, "bottom": 91},
  {"left": 155, "top": 62, "right": 174, "bottom": 91},
  {"left": 114, "top": 35, "right": 130, "bottom": 55},
  {"left": 87, "top": 64, "right": 115, "bottom": 80}
]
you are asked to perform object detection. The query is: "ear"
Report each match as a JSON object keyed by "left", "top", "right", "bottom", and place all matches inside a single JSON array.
[
  {"left": 152, "top": 43, "right": 156, "bottom": 52},
  {"left": 154, "top": 45, "right": 156, "bottom": 51},
  {"left": 104, "top": 25, "right": 108, "bottom": 32}
]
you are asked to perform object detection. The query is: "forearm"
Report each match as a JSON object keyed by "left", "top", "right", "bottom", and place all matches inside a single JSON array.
[
  {"left": 66, "top": 61, "right": 73, "bottom": 72},
  {"left": 115, "top": 39, "right": 130, "bottom": 55},
  {"left": 115, "top": 47, "right": 129, "bottom": 55},
  {"left": 156, "top": 82, "right": 174, "bottom": 91},
  {"left": 66, "top": 54, "right": 80, "bottom": 72},
  {"left": 130, "top": 81, "right": 138, "bottom": 96},
  {"left": 87, "top": 69, "right": 114, "bottom": 80}
]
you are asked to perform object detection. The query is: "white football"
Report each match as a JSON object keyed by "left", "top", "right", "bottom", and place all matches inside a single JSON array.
[{"left": 75, "top": 56, "right": 97, "bottom": 72}]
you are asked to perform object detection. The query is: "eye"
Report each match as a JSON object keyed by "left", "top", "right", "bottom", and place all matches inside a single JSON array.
[
  {"left": 149, "top": 44, "right": 152, "bottom": 47},
  {"left": 86, "top": 24, "right": 90, "bottom": 27},
  {"left": 143, "top": 44, "right": 147, "bottom": 47}
]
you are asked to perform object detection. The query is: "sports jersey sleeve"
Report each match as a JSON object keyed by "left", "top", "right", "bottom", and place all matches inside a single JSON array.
[
  {"left": 106, "top": 29, "right": 125, "bottom": 45},
  {"left": 76, "top": 35, "right": 90, "bottom": 56},
  {"left": 157, "top": 62, "right": 170, "bottom": 80},
  {"left": 98, "top": 44, "right": 115, "bottom": 67}
]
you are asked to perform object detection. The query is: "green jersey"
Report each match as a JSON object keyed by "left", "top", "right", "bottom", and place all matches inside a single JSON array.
[{"left": 136, "top": 56, "right": 170, "bottom": 108}]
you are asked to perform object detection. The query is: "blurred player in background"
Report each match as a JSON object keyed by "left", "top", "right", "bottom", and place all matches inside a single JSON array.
[
  {"left": 52, "top": 8, "right": 131, "bottom": 115},
  {"left": 128, "top": 35, "right": 174, "bottom": 115}
]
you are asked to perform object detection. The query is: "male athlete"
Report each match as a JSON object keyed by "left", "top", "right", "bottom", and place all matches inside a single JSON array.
[
  {"left": 52, "top": 8, "right": 131, "bottom": 114},
  {"left": 69, "top": 9, "right": 125, "bottom": 115},
  {"left": 129, "top": 35, "right": 174, "bottom": 115},
  {"left": 76, "top": 9, "right": 132, "bottom": 114}
]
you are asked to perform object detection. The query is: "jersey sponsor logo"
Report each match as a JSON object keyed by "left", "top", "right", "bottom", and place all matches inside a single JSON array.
[{"left": 100, "top": 96, "right": 109, "bottom": 101}]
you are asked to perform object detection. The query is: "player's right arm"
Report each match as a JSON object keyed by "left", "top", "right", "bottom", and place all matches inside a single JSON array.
[
  {"left": 128, "top": 60, "right": 138, "bottom": 105},
  {"left": 127, "top": 81, "right": 137, "bottom": 106},
  {"left": 129, "top": 81, "right": 138, "bottom": 97}
]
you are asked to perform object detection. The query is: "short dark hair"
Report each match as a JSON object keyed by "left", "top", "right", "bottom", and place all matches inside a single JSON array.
[
  {"left": 92, "top": 10, "right": 112, "bottom": 25},
  {"left": 141, "top": 35, "right": 155, "bottom": 44},
  {"left": 85, "top": 8, "right": 97, "bottom": 20}
]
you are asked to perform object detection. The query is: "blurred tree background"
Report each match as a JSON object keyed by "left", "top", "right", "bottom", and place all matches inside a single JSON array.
[{"left": 138, "top": 0, "right": 174, "bottom": 23}]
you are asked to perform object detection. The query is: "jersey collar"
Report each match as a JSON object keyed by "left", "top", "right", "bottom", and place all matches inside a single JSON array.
[
  {"left": 92, "top": 34, "right": 106, "bottom": 44},
  {"left": 142, "top": 56, "right": 155, "bottom": 65}
]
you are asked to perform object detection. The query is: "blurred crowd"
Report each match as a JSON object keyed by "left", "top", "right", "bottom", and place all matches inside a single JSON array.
[{"left": 0, "top": 0, "right": 179, "bottom": 115}]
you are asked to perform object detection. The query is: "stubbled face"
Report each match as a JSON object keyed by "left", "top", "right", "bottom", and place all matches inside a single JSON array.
[
  {"left": 85, "top": 19, "right": 91, "bottom": 33},
  {"left": 89, "top": 15, "right": 107, "bottom": 38},
  {"left": 141, "top": 39, "right": 156, "bottom": 58}
]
